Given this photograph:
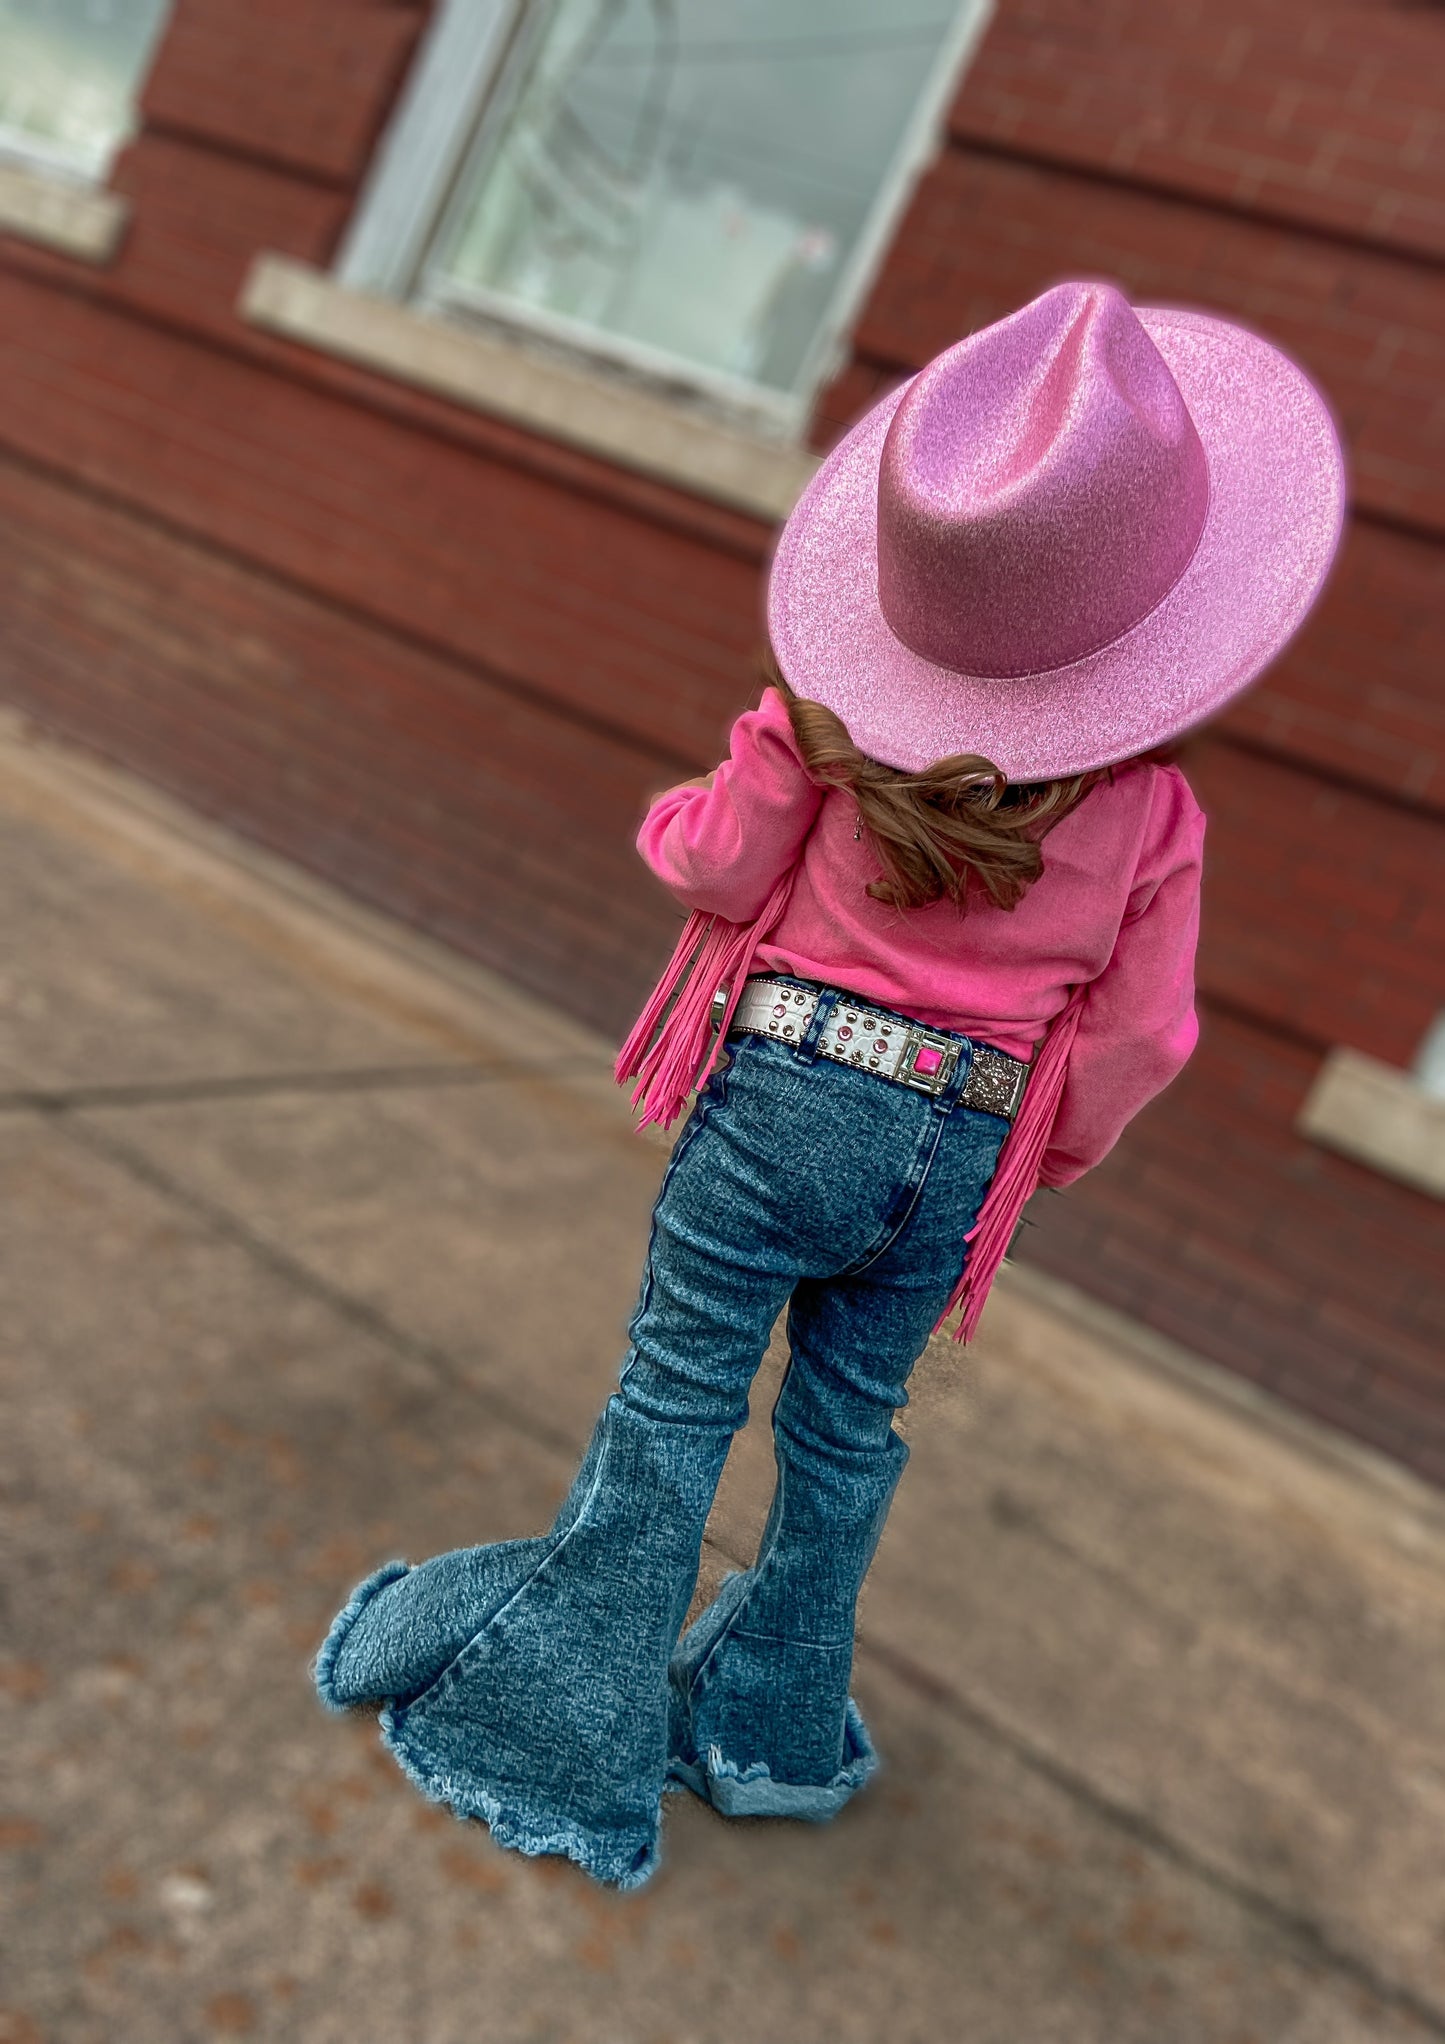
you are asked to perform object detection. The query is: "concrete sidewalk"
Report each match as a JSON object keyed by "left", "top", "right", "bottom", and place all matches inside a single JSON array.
[{"left": 2, "top": 710, "right": 1443, "bottom": 2044}]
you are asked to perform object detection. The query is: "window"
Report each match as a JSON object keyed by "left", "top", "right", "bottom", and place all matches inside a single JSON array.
[
  {"left": 340, "top": 0, "right": 989, "bottom": 434},
  {"left": 1298, "top": 1015, "right": 1445, "bottom": 1201},
  {"left": 1414, "top": 1010, "right": 1445, "bottom": 1101},
  {"left": 0, "top": 0, "right": 171, "bottom": 183}
]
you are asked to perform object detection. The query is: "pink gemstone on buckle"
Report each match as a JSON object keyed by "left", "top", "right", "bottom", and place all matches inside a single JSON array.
[
  {"left": 873, "top": 1039, "right": 889, "bottom": 1054},
  {"left": 773, "top": 1004, "right": 787, "bottom": 1018},
  {"left": 837, "top": 1026, "right": 853, "bottom": 1041},
  {"left": 913, "top": 1044, "right": 944, "bottom": 1076}
]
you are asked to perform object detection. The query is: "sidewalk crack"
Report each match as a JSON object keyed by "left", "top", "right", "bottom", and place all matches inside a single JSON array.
[
  {"left": 857, "top": 1631, "right": 1445, "bottom": 2037},
  {"left": 45, "top": 1107, "right": 582, "bottom": 1467},
  {"left": 0, "top": 1055, "right": 613, "bottom": 1116}
]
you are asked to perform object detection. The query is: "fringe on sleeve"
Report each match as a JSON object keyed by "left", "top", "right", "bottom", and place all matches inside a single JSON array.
[
  {"left": 619, "top": 891, "right": 1086, "bottom": 1347},
  {"left": 615, "top": 872, "right": 796, "bottom": 1131},
  {"left": 935, "top": 984, "right": 1087, "bottom": 1343}
]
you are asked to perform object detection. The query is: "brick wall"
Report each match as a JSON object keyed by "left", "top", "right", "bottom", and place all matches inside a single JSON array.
[
  {"left": 0, "top": 0, "right": 1440, "bottom": 1476},
  {"left": 1024, "top": 1011, "right": 1445, "bottom": 1476},
  {"left": 836, "top": 151, "right": 1444, "bottom": 530},
  {"left": 949, "top": 0, "right": 1445, "bottom": 259},
  {"left": 142, "top": 0, "right": 425, "bottom": 190},
  {"left": 810, "top": 0, "right": 1445, "bottom": 1476}
]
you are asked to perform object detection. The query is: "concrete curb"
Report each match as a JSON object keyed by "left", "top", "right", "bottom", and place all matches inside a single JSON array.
[{"left": 4, "top": 701, "right": 1438, "bottom": 1530}]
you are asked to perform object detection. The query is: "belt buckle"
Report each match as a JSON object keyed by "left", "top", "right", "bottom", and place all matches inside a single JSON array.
[
  {"left": 961, "top": 1045, "right": 1029, "bottom": 1119},
  {"left": 898, "top": 1027, "right": 960, "bottom": 1096}
]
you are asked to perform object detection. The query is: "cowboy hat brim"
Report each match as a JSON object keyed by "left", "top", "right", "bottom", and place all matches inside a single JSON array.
[{"left": 766, "top": 305, "right": 1347, "bottom": 780}]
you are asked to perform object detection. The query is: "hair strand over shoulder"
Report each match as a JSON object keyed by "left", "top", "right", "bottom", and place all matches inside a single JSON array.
[{"left": 766, "top": 657, "right": 1110, "bottom": 914}]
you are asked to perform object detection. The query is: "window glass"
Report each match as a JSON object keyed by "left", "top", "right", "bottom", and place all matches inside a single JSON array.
[
  {"left": 0, "top": 0, "right": 171, "bottom": 180},
  {"left": 426, "top": 0, "right": 967, "bottom": 411},
  {"left": 1414, "top": 1012, "right": 1445, "bottom": 1101}
]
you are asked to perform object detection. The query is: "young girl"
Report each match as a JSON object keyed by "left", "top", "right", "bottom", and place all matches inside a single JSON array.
[{"left": 313, "top": 280, "right": 1345, "bottom": 1890}]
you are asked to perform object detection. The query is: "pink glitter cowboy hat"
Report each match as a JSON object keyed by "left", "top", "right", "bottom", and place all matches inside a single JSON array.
[{"left": 766, "top": 279, "right": 1346, "bottom": 780}]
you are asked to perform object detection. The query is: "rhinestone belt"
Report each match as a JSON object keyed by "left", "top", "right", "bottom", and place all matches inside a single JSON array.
[{"left": 725, "top": 976, "right": 1030, "bottom": 1120}]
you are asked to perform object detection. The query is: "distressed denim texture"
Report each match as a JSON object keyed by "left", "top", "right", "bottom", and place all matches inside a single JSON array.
[{"left": 315, "top": 987, "right": 1008, "bottom": 1889}]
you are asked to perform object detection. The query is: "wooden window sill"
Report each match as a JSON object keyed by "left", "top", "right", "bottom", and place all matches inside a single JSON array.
[
  {"left": 239, "top": 254, "right": 820, "bottom": 524},
  {"left": 0, "top": 158, "right": 128, "bottom": 263},
  {"left": 1298, "top": 1047, "right": 1445, "bottom": 1199}
]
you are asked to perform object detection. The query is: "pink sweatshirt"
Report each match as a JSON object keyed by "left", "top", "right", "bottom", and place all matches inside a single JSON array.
[{"left": 637, "top": 687, "right": 1205, "bottom": 1188}]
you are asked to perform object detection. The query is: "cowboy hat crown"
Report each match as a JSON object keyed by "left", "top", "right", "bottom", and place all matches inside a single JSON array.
[
  {"left": 878, "top": 282, "right": 1211, "bottom": 677},
  {"left": 768, "top": 277, "right": 1345, "bottom": 780}
]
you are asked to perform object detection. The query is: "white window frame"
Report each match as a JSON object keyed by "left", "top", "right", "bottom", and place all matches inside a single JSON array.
[
  {"left": 0, "top": 1, "right": 172, "bottom": 262},
  {"left": 0, "top": 0, "right": 170, "bottom": 186},
  {"left": 336, "top": 0, "right": 993, "bottom": 441}
]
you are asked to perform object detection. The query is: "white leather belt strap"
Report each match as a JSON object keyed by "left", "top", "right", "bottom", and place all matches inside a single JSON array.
[{"left": 725, "top": 976, "right": 1030, "bottom": 1120}]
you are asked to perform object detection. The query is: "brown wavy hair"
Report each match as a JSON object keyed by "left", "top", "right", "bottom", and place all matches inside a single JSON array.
[{"left": 766, "top": 658, "right": 1114, "bottom": 914}]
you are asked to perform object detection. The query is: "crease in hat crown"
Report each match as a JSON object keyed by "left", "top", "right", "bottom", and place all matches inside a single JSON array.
[{"left": 876, "top": 282, "right": 1212, "bottom": 679}]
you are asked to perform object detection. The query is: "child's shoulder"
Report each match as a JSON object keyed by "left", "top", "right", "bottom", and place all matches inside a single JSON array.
[
  {"left": 1097, "top": 756, "right": 1205, "bottom": 875},
  {"left": 726, "top": 684, "right": 799, "bottom": 750},
  {"left": 1130, "top": 756, "right": 1203, "bottom": 841},
  {"left": 1053, "top": 756, "right": 1203, "bottom": 879},
  {"left": 749, "top": 684, "right": 801, "bottom": 746},
  {"left": 720, "top": 685, "right": 812, "bottom": 783},
  {"left": 1104, "top": 754, "right": 1200, "bottom": 817}
]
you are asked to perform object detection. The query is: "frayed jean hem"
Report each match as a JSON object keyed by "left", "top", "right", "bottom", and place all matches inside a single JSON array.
[
  {"left": 667, "top": 1697, "right": 878, "bottom": 1822},
  {"left": 378, "top": 1704, "right": 661, "bottom": 1892},
  {"left": 312, "top": 1558, "right": 412, "bottom": 1712}
]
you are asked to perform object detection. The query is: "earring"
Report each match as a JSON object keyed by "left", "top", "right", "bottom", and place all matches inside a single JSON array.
[{"left": 853, "top": 811, "right": 862, "bottom": 841}]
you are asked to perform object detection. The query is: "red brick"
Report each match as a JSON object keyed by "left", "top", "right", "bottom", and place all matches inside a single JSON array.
[
  {"left": 141, "top": 0, "right": 425, "bottom": 187},
  {"left": 952, "top": 0, "right": 1445, "bottom": 258},
  {"left": 845, "top": 150, "right": 1445, "bottom": 534},
  {"left": 0, "top": 269, "right": 766, "bottom": 773},
  {"left": 106, "top": 133, "right": 345, "bottom": 330},
  {"left": 0, "top": 457, "right": 679, "bottom": 1027},
  {"left": 1187, "top": 742, "right": 1445, "bottom": 1062},
  {"left": 1021, "top": 1006, "right": 1445, "bottom": 1481}
]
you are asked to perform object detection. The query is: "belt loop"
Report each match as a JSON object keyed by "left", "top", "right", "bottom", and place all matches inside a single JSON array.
[
  {"left": 932, "top": 1037, "right": 975, "bottom": 1117},
  {"left": 795, "top": 986, "right": 838, "bottom": 1064}
]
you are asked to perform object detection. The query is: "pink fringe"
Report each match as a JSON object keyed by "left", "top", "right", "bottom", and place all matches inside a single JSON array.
[
  {"left": 618, "top": 887, "right": 1085, "bottom": 1341},
  {"left": 936, "top": 983, "right": 1087, "bottom": 1344},
  {"left": 615, "top": 872, "right": 795, "bottom": 1131}
]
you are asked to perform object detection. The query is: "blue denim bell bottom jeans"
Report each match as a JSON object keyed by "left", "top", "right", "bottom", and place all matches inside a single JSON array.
[{"left": 314, "top": 995, "right": 1008, "bottom": 1889}]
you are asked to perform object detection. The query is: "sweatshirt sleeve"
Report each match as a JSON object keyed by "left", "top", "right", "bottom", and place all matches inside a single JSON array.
[
  {"left": 637, "top": 687, "right": 824, "bottom": 922},
  {"left": 1038, "top": 766, "right": 1205, "bottom": 1189}
]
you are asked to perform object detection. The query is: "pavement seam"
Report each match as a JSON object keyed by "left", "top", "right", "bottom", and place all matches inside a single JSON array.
[
  {"left": 856, "top": 1632, "right": 1445, "bottom": 2037},
  {"left": 0, "top": 708, "right": 622, "bottom": 1071},
  {"left": 1001, "top": 1266, "right": 1445, "bottom": 1529},
  {"left": 0, "top": 1056, "right": 615, "bottom": 1116},
  {"left": 591, "top": 1499, "right": 1445, "bottom": 2028},
  {"left": 43, "top": 1103, "right": 584, "bottom": 1467},
  {"left": 41, "top": 1103, "right": 1443, "bottom": 2030}
]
